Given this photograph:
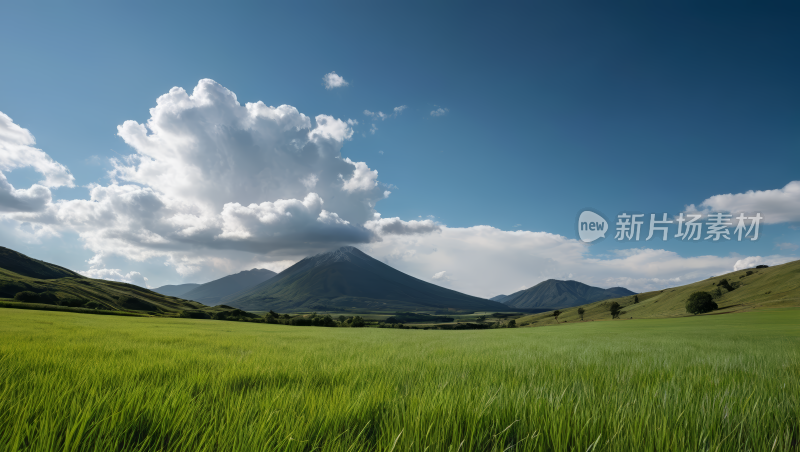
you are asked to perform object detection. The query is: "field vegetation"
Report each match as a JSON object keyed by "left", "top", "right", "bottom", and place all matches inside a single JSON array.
[{"left": 1, "top": 307, "right": 797, "bottom": 451}]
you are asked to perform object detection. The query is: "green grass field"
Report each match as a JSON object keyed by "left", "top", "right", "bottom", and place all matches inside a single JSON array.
[{"left": 1, "top": 307, "right": 798, "bottom": 451}]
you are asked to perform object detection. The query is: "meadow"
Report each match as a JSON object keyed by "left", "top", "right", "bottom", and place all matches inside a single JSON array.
[{"left": 1, "top": 307, "right": 798, "bottom": 451}]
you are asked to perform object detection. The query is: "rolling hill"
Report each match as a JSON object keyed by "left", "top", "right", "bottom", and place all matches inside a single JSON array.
[
  {"left": 502, "top": 280, "right": 635, "bottom": 310},
  {"left": 516, "top": 259, "right": 800, "bottom": 326},
  {"left": 181, "top": 268, "right": 277, "bottom": 305},
  {"left": 0, "top": 246, "right": 84, "bottom": 280},
  {"left": 0, "top": 246, "right": 219, "bottom": 316},
  {"left": 226, "top": 246, "right": 509, "bottom": 313},
  {"left": 152, "top": 283, "right": 201, "bottom": 297},
  {"left": 489, "top": 295, "right": 509, "bottom": 302}
]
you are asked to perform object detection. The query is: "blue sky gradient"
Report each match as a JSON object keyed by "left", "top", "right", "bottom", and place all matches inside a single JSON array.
[{"left": 1, "top": 1, "right": 798, "bottom": 294}]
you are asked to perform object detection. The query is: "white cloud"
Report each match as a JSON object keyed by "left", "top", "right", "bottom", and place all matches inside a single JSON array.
[
  {"left": 80, "top": 268, "right": 149, "bottom": 288},
  {"left": 733, "top": 255, "right": 796, "bottom": 271},
  {"left": 431, "top": 270, "right": 455, "bottom": 283},
  {"left": 365, "top": 214, "right": 440, "bottom": 236},
  {"left": 364, "top": 106, "right": 406, "bottom": 121},
  {"left": 370, "top": 124, "right": 378, "bottom": 135},
  {"left": 362, "top": 225, "right": 784, "bottom": 297},
  {"left": 430, "top": 107, "right": 449, "bottom": 117},
  {"left": 0, "top": 112, "right": 74, "bottom": 212},
  {"left": 3, "top": 79, "right": 389, "bottom": 280},
  {"left": 323, "top": 72, "right": 349, "bottom": 89},
  {"left": 685, "top": 181, "right": 800, "bottom": 224},
  {"left": 340, "top": 158, "right": 379, "bottom": 193}
]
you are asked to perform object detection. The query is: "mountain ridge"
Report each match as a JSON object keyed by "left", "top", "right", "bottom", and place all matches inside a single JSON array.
[
  {"left": 502, "top": 279, "right": 635, "bottom": 309},
  {"left": 181, "top": 268, "right": 277, "bottom": 305},
  {"left": 227, "top": 246, "right": 509, "bottom": 313}
]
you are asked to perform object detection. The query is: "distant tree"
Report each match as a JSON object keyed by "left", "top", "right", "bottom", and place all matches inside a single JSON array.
[
  {"left": 686, "top": 291, "right": 717, "bottom": 315},
  {"left": 476, "top": 315, "right": 487, "bottom": 323},
  {"left": 269, "top": 310, "right": 280, "bottom": 318},
  {"left": 338, "top": 315, "right": 347, "bottom": 323},
  {"left": 508, "top": 319, "right": 517, "bottom": 328},
  {"left": 609, "top": 302, "right": 622, "bottom": 319},
  {"left": 350, "top": 316, "right": 366, "bottom": 328},
  {"left": 551, "top": 310, "right": 561, "bottom": 323},
  {"left": 745, "top": 270, "right": 753, "bottom": 276},
  {"left": 577, "top": 307, "right": 585, "bottom": 321},
  {"left": 756, "top": 265, "right": 769, "bottom": 269},
  {"left": 633, "top": 295, "right": 639, "bottom": 304}
]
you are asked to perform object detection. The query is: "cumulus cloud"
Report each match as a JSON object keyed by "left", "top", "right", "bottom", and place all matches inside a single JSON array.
[
  {"left": 430, "top": 107, "right": 449, "bottom": 117},
  {"left": 3, "top": 79, "right": 390, "bottom": 279},
  {"left": 685, "top": 181, "right": 800, "bottom": 224},
  {"left": 323, "top": 72, "right": 349, "bottom": 89},
  {"left": 365, "top": 214, "right": 440, "bottom": 236},
  {"left": 0, "top": 112, "right": 74, "bottom": 212},
  {"left": 733, "top": 255, "right": 797, "bottom": 271}
]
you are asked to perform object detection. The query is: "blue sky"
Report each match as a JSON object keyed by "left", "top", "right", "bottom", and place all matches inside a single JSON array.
[{"left": 1, "top": 1, "right": 798, "bottom": 296}]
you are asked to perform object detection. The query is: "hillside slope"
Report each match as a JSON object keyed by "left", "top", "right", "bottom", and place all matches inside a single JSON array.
[
  {"left": 0, "top": 246, "right": 84, "bottom": 279},
  {"left": 227, "top": 246, "right": 509, "bottom": 313},
  {"left": 152, "top": 283, "right": 201, "bottom": 297},
  {"left": 182, "top": 268, "right": 277, "bottom": 305},
  {"left": 503, "top": 280, "right": 635, "bottom": 309},
  {"left": 0, "top": 247, "right": 210, "bottom": 314},
  {"left": 517, "top": 259, "right": 800, "bottom": 326}
]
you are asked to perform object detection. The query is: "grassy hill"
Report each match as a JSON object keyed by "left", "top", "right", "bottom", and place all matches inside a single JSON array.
[
  {"left": 0, "top": 246, "right": 239, "bottom": 316},
  {"left": 0, "top": 246, "right": 84, "bottom": 279},
  {"left": 517, "top": 259, "right": 800, "bottom": 326}
]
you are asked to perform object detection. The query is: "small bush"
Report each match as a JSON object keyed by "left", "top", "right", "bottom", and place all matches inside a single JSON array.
[
  {"left": 718, "top": 279, "right": 735, "bottom": 292},
  {"left": 686, "top": 291, "right": 717, "bottom": 315},
  {"left": 179, "top": 310, "right": 211, "bottom": 319},
  {"left": 633, "top": 295, "right": 639, "bottom": 304},
  {"left": 14, "top": 291, "right": 59, "bottom": 304},
  {"left": 746, "top": 270, "right": 753, "bottom": 276},
  {"left": 508, "top": 319, "right": 517, "bottom": 328}
]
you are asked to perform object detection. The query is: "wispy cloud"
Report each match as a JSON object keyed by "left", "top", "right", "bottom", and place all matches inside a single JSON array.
[
  {"left": 364, "top": 105, "right": 407, "bottom": 121},
  {"left": 775, "top": 242, "right": 799, "bottom": 251},
  {"left": 430, "top": 107, "right": 449, "bottom": 117}
]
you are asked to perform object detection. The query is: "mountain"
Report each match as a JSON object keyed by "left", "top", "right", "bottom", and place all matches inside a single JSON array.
[
  {"left": 516, "top": 259, "right": 800, "bottom": 325},
  {"left": 227, "top": 246, "right": 509, "bottom": 313},
  {"left": 490, "top": 294, "right": 509, "bottom": 303},
  {"left": 502, "top": 280, "right": 635, "bottom": 310},
  {"left": 181, "top": 268, "right": 277, "bottom": 305},
  {"left": 0, "top": 246, "right": 205, "bottom": 314},
  {"left": 152, "top": 283, "right": 201, "bottom": 297},
  {"left": 0, "top": 246, "right": 84, "bottom": 280}
]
